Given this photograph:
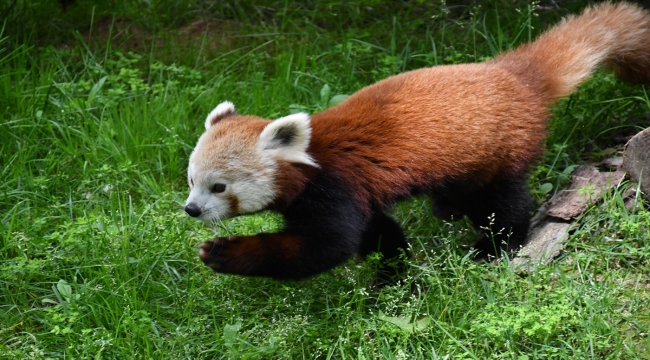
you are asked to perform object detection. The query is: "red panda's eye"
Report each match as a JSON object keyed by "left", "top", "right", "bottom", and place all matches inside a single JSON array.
[{"left": 211, "top": 183, "right": 226, "bottom": 193}]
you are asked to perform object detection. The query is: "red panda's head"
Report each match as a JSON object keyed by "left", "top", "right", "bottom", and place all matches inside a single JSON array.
[{"left": 184, "top": 101, "right": 318, "bottom": 223}]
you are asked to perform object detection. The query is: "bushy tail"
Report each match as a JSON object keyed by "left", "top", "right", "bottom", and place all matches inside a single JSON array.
[{"left": 496, "top": 2, "right": 650, "bottom": 102}]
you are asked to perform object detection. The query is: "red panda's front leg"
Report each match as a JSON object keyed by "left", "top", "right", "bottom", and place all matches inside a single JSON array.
[
  {"left": 198, "top": 233, "right": 315, "bottom": 278},
  {"left": 198, "top": 229, "right": 363, "bottom": 279},
  {"left": 198, "top": 172, "right": 371, "bottom": 280},
  {"left": 199, "top": 234, "right": 292, "bottom": 276}
]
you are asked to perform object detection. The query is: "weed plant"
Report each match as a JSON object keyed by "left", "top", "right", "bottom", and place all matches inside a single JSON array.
[{"left": 1, "top": 0, "right": 649, "bottom": 358}]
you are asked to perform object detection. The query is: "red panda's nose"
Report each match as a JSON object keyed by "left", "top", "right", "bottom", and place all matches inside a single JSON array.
[{"left": 185, "top": 203, "right": 202, "bottom": 217}]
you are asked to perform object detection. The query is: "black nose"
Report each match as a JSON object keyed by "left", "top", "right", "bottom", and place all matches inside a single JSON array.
[{"left": 185, "top": 203, "right": 202, "bottom": 217}]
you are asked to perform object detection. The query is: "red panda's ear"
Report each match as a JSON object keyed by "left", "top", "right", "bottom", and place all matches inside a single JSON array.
[
  {"left": 258, "top": 113, "right": 319, "bottom": 167},
  {"left": 205, "top": 101, "right": 236, "bottom": 129}
]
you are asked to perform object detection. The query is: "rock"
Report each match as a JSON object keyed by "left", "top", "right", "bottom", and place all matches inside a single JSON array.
[
  {"left": 512, "top": 127, "right": 649, "bottom": 272},
  {"left": 622, "top": 127, "right": 650, "bottom": 199},
  {"left": 512, "top": 220, "right": 571, "bottom": 271},
  {"left": 514, "top": 165, "right": 625, "bottom": 271},
  {"left": 545, "top": 165, "right": 625, "bottom": 220},
  {"left": 600, "top": 157, "right": 623, "bottom": 170}
]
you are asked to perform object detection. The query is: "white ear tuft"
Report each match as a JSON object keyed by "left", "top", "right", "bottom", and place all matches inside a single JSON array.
[
  {"left": 205, "top": 101, "right": 236, "bottom": 130},
  {"left": 258, "top": 112, "right": 319, "bottom": 167}
]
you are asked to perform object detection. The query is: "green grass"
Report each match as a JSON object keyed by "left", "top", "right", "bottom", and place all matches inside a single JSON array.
[{"left": 2, "top": 0, "right": 650, "bottom": 358}]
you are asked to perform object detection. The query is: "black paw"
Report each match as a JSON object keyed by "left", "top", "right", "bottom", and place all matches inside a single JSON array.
[
  {"left": 198, "top": 237, "right": 233, "bottom": 272},
  {"left": 471, "top": 235, "right": 525, "bottom": 262},
  {"left": 198, "top": 236, "right": 261, "bottom": 275}
]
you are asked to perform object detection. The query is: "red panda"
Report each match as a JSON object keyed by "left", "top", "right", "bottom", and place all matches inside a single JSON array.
[{"left": 185, "top": 3, "right": 650, "bottom": 281}]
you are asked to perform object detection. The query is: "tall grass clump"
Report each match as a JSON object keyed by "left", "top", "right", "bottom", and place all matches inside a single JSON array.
[{"left": 1, "top": 0, "right": 649, "bottom": 358}]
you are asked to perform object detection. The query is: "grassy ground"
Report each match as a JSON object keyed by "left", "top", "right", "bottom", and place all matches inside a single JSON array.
[{"left": 2, "top": 0, "right": 650, "bottom": 358}]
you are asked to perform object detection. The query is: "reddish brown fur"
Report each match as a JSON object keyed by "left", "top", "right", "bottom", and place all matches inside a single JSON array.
[
  {"left": 208, "top": 116, "right": 266, "bottom": 144},
  {"left": 199, "top": 116, "right": 268, "bottom": 171},
  {"left": 268, "top": 162, "right": 318, "bottom": 211},
  {"left": 227, "top": 194, "right": 239, "bottom": 215},
  {"left": 309, "top": 64, "right": 549, "bottom": 214}
]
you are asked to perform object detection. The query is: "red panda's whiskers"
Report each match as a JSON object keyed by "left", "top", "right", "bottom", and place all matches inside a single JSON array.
[{"left": 207, "top": 211, "right": 230, "bottom": 236}]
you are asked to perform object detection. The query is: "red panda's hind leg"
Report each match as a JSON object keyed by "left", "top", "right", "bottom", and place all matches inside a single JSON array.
[
  {"left": 358, "top": 210, "right": 411, "bottom": 285},
  {"left": 430, "top": 194, "right": 464, "bottom": 222},
  {"left": 463, "top": 176, "right": 533, "bottom": 260},
  {"left": 432, "top": 176, "right": 532, "bottom": 260}
]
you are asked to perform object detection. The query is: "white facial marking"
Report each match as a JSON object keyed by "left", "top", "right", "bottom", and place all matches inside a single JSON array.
[{"left": 188, "top": 162, "right": 196, "bottom": 187}]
